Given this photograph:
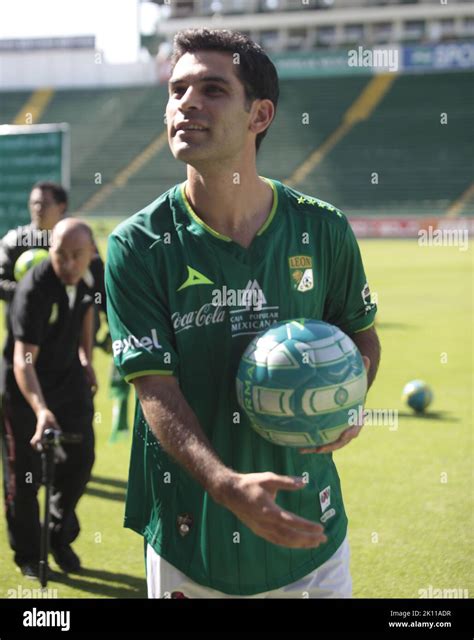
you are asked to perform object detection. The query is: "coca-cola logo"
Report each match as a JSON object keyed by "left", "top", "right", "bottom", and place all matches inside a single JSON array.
[{"left": 171, "top": 303, "right": 226, "bottom": 334}]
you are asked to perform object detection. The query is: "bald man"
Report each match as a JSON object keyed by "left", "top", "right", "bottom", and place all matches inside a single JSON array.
[
  {"left": 1, "top": 219, "right": 97, "bottom": 578},
  {"left": 0, "top": 181, "right": 108, "bottom": 351}
]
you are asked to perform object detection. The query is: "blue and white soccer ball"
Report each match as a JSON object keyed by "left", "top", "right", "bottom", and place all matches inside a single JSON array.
[
  {"left": 236, "top": 319, "right": 367, "bottom": 447},
  {"left": 402, "top": 380, "right": 433, "bottom": 413}
]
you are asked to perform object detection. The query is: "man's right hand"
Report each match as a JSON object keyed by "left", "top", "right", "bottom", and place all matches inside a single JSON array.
[
  {"left": 212, "top": 471, "right": 327, "bottom": 549},
  {"left": 30, "top": 408, "right": 61, "bottom": 450},
  {"left": 134, "top": 375, "right": 327, "bottom": 549}
]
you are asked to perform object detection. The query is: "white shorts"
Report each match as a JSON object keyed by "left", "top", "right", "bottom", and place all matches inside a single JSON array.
[{"left": 146, "top": 535, "right": 352, "bottom": 599}]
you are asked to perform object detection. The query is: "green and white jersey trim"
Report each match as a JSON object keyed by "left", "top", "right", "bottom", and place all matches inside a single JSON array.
[{"left": 178, "top": 177, "right": 279, "bottom": 241}]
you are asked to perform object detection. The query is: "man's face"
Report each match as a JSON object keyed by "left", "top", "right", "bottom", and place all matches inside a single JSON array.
[
  {"left": 29, "top": 188, "right": 66, "bottom": 231},
  {"left": 50, "top": 232, "right": 93, "bottom": 286},
  {"left": 166, "top": 51, "right": 256, "bottom": 165}
]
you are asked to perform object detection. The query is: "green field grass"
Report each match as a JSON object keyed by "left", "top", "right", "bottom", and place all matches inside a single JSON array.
[{"left": 0, "top": 236, "right": 472, "bottom": 599}]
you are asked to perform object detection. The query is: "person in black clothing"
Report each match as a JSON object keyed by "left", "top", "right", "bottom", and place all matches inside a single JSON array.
[
  {"left": 1, "top": 218, "right": 98, "bottom": 578},
  {"left": 0, "top": 180, "right": 106, "bottom": 319},
  {"left": 0, "top": 182, "right": 66, "bottom": 303}
]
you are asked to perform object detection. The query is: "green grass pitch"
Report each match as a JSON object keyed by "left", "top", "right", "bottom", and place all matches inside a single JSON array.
[{"left": 0, "top": 236, "right": 472, "bottom": 599}]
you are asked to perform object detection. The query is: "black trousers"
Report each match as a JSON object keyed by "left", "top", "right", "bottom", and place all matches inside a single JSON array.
[{"left": 1, "top": 394, "right": 95, "bottom": 566}]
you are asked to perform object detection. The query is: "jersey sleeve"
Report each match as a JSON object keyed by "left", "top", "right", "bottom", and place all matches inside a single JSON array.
[
  {"left": 105, "top": 231, "right": 179, "bottom": 382},
  {"left": 10, "top": 277, "right": 49, "bottom": 345},
  {"left": 323, "top": 218, "right": 377, "bottom": 336}
]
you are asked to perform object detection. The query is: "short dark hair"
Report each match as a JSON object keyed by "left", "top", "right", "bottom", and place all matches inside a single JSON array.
[
  {"left": 30, "top": 181, "right": 68, "bottom": 207},
  {"left": 171, "top": 29, "right": 279, "bottom": 152}
]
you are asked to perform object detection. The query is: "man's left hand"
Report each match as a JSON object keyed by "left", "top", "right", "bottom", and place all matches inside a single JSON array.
[
  {"left": 300, "top": 356, "right": 370, "bottom": 455},
  {"left": 83, "top": 362, "right": 98, "bottom": 396}
]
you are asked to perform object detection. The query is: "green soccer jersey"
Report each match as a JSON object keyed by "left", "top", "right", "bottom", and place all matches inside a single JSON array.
[{"left": 105, "top": 177, "right": 377, "bottom": 596}]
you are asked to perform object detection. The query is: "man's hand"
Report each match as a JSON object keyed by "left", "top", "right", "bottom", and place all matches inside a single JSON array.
[
  {"left": 82, "top": 362, "right": 98, "bottom": 396},
  {"left": 135, "top": 375, "right": 326, "bottom": 549},
  {"left": 30, "top": 408, "right": 61, "bottom": 450},
  {"left": 300, "top": 356, "right": 370, "bottom": 455},
  {"left": 213, "top": 471, "right": 327, "bottom": 549}
]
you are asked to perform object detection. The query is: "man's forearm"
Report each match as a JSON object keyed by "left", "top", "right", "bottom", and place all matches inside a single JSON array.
[
  {"left": 14, "top": 364, "right": 48, "bottom": 416},
  {"left": 79, "top": 306, "right": 94, "bottom": 364},
  {"left": 350, "top": 326, "right": 381, "bottom": 389},
  {"left": 135, "top": 377, "right": 234, "bottom": 501}
]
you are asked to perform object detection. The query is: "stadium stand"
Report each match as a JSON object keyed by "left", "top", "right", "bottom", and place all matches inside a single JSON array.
[
  {"left": 0, "top": 91, "right": 32, "bottom": 124},
  {"left": 2, "top": 70, "right": 473, "bottom": 218},
  {"left": 283, "top": 71, "right": 474, "bottom": 215},
  {"left": 39, "top": 85, "right": 170, "bottom": 211}
]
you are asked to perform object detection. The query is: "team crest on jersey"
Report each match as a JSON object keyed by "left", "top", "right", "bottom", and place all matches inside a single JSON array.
[{"left": 289, "top": 256, "right": 314, "bottom": 292}]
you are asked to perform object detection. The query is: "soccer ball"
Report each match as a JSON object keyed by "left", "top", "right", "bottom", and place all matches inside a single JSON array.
[
  {"left": 236, "top": 319, "right": 367, "bottom": 447},
  {"left": 14, "top": 248, "right": 49, "bottom": 281},
  {"left": 402, "top": 380, "right": 433, "bottom": 413}
]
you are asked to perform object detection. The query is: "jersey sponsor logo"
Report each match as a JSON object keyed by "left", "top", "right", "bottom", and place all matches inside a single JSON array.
[
  {"left": 361, "top": 283, "right": 370, "bottom": 303},
  {"left": 243, "top": 280, "right": 267, "bottom": 309},
  {"left": 211, "top": 280, "right": 267, "bottom": 311},
  {"left": 177, "top": 266, "right": 214, "bottom": 291},
  {"left": 171, "top": 303, "right": 226, "bottom": 334},
  {"left": 227, "top": 280, "right": 279, "bottom": 337},
  {"left": 289, "top": 256, "right": 314, "bottom": 292},
  {"left": 320, "top": 507, "right": 336, "bottom": 523},
  {"left": 230, "top": 308, "right": 280, "bottom": 338},
  {"left": 319, "top": 485, "right": 331, "bottom": 512},
  {"left": 172, "top": 281, "right": 278, "bottom": 338},
  {"left": 112, "top": 329, "right": 163, "bottom": 357},
  {"left": 361, "top": 282, "right": 376, "bottom": 314}
]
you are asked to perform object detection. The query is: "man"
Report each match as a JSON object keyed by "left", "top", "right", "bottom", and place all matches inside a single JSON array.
[
  {"left": 106, "top": 29, "right": 381, "bottom": 598},
  {"left": 0, "top": 180, "right": 106, "bottom": 331},
  {"left": 1, "top": 219, "right": 97, "bottom": 577},
  {"left": 0, "top": 182, "right": 69, "bottom": 304}
]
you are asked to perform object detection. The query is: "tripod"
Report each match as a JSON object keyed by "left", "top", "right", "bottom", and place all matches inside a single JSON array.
[
  {"left": 39, "top": 429, "right": 56, "bottom": 587},
  {"left": 38, "top": 428, "right": 81, "bottom": 588}
]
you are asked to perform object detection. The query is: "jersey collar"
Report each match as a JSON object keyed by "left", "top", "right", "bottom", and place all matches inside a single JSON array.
[{"left": 177, "top": 177, "right": 279, "bottom": 244}]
